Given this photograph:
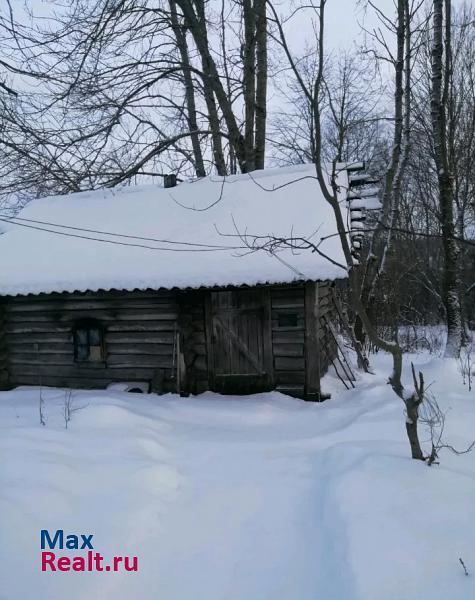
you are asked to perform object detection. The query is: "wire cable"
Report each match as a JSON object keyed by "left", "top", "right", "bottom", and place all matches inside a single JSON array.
[{"left": 0, "top": 217, "right": 246, "bottom": 252}]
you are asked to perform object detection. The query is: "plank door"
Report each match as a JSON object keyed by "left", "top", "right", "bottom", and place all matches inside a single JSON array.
[{"left": 207, "top": 289, "right": 273, "bottom": 394}]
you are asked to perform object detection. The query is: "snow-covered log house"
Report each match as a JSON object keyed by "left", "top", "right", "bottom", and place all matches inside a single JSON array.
[{"left": 0, "top": 164, "right": 369, "bottom": 400}]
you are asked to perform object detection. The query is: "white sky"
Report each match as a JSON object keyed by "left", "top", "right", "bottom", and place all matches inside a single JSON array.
[
  {"left": 19, "top": 0, "right": 468, "bottom": 54},
  {"left": 283, "top": 0, "right": 466, "bottom": 52},
  {"left": 325, "top": 0, "right": 396, "bottom": 49}
]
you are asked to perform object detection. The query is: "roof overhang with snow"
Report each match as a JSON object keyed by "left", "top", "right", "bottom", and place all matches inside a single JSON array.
[{"left": 0, "top": 164, "right": 351, "bottom": 296}]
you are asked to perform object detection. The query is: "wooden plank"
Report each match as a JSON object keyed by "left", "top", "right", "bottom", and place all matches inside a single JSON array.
[
  {"left": 107, "top": 355, "right": 173, "bottom": 368},
  {"left": 194, "top": 356, "right": 207, "bottom": 372},
  {"left": 271, "top": 307, "right": 305, "bottom": 316},
  {"left": 6, "top": 342, "right": 73, "bottom": 354},
  {"left": 203, "top": 292, "right": 215, "bottom": 389},
  {"left": 275, "top": 385, "right": 305, "bottom": 398},
  {"left": 8, "top": 375, "right": 148, "bottom": 389},
  {"left": 5, "top": 332, "right": 72, "bottom": 344},
  {"left": 270, "top": 297, "right": 305, "bottom": 309},
  {"left": 275, "top": 370, "right": 306, "bottom": 384},
  {"left": 192, "top": 331, "right": 206, "bottom": 345},
  {"left": 5, "top": 324, "right": 71, "bottom": 334},
  {"left": 8, "top": 364, "right": 159, "bottom": 379},
  {"left": 8, "top": 290, "right": 176, "bottom": 303},
  {"left": 6, "top": 321, "right": 177, "bottom": 334},
  {"left": 106, "top": 332, "right": 174, "bottom": 344},
  {"left": 9, "top": 354, "right": 73, "bottom": 365},
  {"left": 5, "top": 300, "right": 178, "bottom": 313},
  {"left": 271, "top": 325, "right": 305, "bottom": 333},
  {"left": 193, "top": 343, "right": 207, "bottom": 356},
  {"left": 214, "top": 316, "right": 265, "bottom": 375},
  {"left": 272, "top": 343, "right": 304, "bottom": 357},
  {"left": 262, "top": 288, "right": 274, "bottom": 386},
  {"left": 270, "top": 287, "right": 304, "bottom": 302},
  {"left": 305, "top": 282, "right": 320, "bottom": 397},
  {"left": 104, "top": 343, "right": 173, "bottom": 355},
  {"left": 274, "top": 357, "right": 305, "bottom": 371},
  {"left": 6, "top": 310, "right": 178, "bottom": 323},
  {"left": 106, "top": 321, "right": 176, "bottom": 332},
  {"left": 272, "top": 330, "right": 305, "bottom": 344}
]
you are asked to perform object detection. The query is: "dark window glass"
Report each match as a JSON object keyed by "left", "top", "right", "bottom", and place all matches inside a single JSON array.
[
  {"left": 89, "top": 328, "right": 102, "bottom": 346},
  {"left": 73, "top": 320, "right": 104, "bottom": 362}
]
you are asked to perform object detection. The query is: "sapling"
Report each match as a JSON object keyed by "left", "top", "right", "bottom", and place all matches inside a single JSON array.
[
  {"left": 39, "top": 386, "right": 46, "bottom": 427},
  {"left": 62, "top": 389, "right": 88, "bottom": 429},
  {"left": 458, "top": 343, "right": 473, "bottom": 392}
]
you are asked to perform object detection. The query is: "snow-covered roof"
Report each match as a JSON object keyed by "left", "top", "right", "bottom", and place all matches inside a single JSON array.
[{"left": 0, "top": 164, "right": 350, "bottom": 296}]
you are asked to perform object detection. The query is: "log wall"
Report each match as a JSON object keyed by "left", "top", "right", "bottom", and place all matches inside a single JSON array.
[
  {"left": 270, "top": 281, "right": 337, "bottom": 399},
  {"left": 0, "top": 282, "right": 339, "bottom": 398},
  {"left": 2, "top": 290, "right": 179, "bottom": 391}
]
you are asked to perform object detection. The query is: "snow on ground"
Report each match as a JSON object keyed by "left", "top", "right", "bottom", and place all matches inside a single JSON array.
[{"left": 0, "top": 352, "right": 474, "bottom": 600}]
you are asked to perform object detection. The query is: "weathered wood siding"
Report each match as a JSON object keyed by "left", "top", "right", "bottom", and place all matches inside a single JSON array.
[
  {"left": 269, "top": 281, "right": 337, "bottom": 399},
  {"left": 2, "top": 290, "right": 179, "bottom": 390},
  {"left": 317, "top": 283, "right": 338, "bottom": 375},
  {"left": 270, "top": 285, "right": 306, "bottom": 396},
  {"left": 0, "top": 282, "right": 340, "bottom": 398},
  {"left": 0, "top": 302, "right": 8, "bottom": 389},
  {"left": 177, "top": 290, "right": 208, "bottom": 394}
]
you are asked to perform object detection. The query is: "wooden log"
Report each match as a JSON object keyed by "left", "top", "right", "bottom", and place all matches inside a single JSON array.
[
  {"left": 304, "top": 282, "right": 320, "bottom": 398},
  {"left": 7, "top": 342, "right": 73, "bottom": 354},
  {"left": 275, "top": 370, "right": 305, "bottom": 384},
  {"left": 5, "top": 324, "right": 71, "bottom": 334},
  {"left": 9, "top": 354, "right": 73, "bottom": 365},
  {"left": 270, "top": 297, "right": 305, "bottom": 309},
  {"left": 106, "top": 332, "right": 175, "bottom": 344},
  {"left": 6, "top": 310, "right": 178, "bottom": 323},
  {"left": 272, "top": 343, "right": 304, "bottom": 357},
  {"left": 8, "top": 290, "right": 176, "bottom": 303},
  {"left": 8, "top": 364, "right": 159, "bottom": 379},
  {"left": 106, "top": 355, "right": 173, "bottom": 368},
  {"left": 271, "top": 325, "right": 305, "bottom": 333},
  {"left": 272, "top": 331, "right": 305, "bottom": 344},
  {"left": 274, "top": 356, "right": 305, "bottom": 371},
  {"left": 5, "top": 300, "right": 178, "bottom": 313},
  {"left": 104, "top": 343, "right": 173, "bottom": 355},
  {"left": 106, "top": 321, "right": 176, "bottom": 332}
]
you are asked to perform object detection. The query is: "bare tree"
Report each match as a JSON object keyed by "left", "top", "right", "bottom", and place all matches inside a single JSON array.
[
  {"left": 430, "top": 0, "right": 463, "bottom": 357},
  {"left": 268, "top": 0, "right": 427, "bottom": 459}
]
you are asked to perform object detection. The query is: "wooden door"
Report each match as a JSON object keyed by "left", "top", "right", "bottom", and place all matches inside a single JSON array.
[{"left": 207, "top": 289, "right": 273, "bottom": 394}]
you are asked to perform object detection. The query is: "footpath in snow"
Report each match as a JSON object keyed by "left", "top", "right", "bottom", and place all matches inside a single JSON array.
[{"left": 0, "top": 353, "right": 474, "bottom": 600}]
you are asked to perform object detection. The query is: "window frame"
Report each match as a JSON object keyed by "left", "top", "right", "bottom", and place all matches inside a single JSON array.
[{"left": 73, "top": 318, "right": 105, "bottom": 363}]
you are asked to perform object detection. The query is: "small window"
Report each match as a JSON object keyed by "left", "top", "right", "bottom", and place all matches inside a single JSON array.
[
  {"left": 73, "top": 319, "right": 104, "bottom": 362},
  {"left": 277, "top": 313, "right": 298, "bottom": 328}
]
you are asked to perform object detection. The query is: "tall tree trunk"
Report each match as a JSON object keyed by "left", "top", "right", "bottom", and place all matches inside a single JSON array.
[
  {"left": 354, "top": 0, "right": 408, "bottom": 349},
  {"left": 169, "top": 0, "right": 206, "bottom": 178},
  {"left": 254, "top": 0, "right": 267, "bottom": 169},
  {"left": 274, "top": 0, "right": 425, "bottom": 460},
  {"left": 202, "top": 81, "right": 227, "bottom": 176},
  {"left": 431, "top": 0, "right": 462, "bottom": 357},
  {"left": 176, "top": 0, "right": 248, "bottom": 172},
  {"left": 243, "top": 0, "right": 256, "bottom": 171}
]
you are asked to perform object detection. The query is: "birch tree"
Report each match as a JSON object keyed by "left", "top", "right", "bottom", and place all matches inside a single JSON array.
[
  {"left": 430, "top": 0, "right": 463, "bottom": 357},
  {"left": 269, "top": 0, "right": 426, "bottom": 460}
]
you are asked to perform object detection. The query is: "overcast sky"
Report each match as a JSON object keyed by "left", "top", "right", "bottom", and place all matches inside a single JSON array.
[
  {"left": 286, "top": 0, "right": 466, "bottom": 51},
  {"left": 325, "top": 0, "right": 396, "bottom": 49},
  {"left": 21, "top": 0, "right": 467, "bottom": 52}
]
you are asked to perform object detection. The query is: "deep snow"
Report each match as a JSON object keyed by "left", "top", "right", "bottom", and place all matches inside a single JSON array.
[
  {"left": 0, "top": 164, "right": 350, "bottom": 296},
  {"left": 0, "top": 352, "right": 474, "bottom": 600}
]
